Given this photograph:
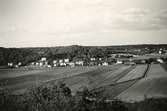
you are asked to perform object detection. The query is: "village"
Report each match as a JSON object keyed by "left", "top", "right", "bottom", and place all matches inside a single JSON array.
[{"left": 7, "top": 48, "right": 167, "bottom": 69}]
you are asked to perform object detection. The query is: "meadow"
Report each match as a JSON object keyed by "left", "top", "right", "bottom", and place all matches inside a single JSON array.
[{"left": 0, "top": 63, "right": 167, "bottom": 102}]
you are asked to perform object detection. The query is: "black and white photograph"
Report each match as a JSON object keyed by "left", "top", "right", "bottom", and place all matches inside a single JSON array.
[{"left": 0, "top": 0, "right": 167, "bottom": 111}]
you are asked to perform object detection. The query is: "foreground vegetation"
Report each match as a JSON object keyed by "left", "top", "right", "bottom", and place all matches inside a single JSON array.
[{"left": 0, "top": 82, "right": 167, "bottom": 111}]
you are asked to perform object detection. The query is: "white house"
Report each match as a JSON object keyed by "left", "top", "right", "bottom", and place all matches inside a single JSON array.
[
  {"left": 41, "top": 57, "right": 47, "bottom": 61},
  {"left": 102, "top": 62, "right": 108, "bottom": 66},
  {"left": 18, "top": 62, "right": 22, "bottom": 66},
  {"left": 8, "top": 62, "right": 13, "bottom": 67},
  {"left": 60, "top": 62, "right": 66, "bottom": 67},
  {"left": 116, "top": 60, "right": 123, "bottom": 64},
  {"left": 75, "top": 61, "right": 84, "bottom": 66},
  {"left": 53, "top": 60, "right": 57, "bottom": 64},
  {"left": 59, "top": 59, "right": 63, "bottom": 63},
  {"left": 64, "top": 58, "right": 70, "bottom": 63},
  {"left": 90, "top": 58, "right": 96, "bottom": 61},
  {"left": 99, "top": 58, "right": 102, "bottom": 61},
  {"left": 157, "top": 58, "right": 164, "bottom": 63}
]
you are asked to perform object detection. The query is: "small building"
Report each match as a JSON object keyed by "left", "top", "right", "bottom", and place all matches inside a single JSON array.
[
  {"left": 39, "top": 62, "right": 43, "bottom": 66},
  {"left": 8, "top": 62, "right": 13, "bottom": 67},
  {"left": 14, "top": 65, "right": 19, "bottom": 68},
  {"left": 75, "top": 61, "right": 84, "bottom": 66},
  {"left": 53, "top": 60, "right": 57, "bottom": 64},
  {"left": 31, "top": 62, "right": 34, "bottom": 65},
  {"left": 90, "top": 58, "right": 96, "bottom": 61},
  {"left": 157, "top": 58, "right": 164, "bottom": 63},
  {"left": 35, "top": 62, "right": 39, "bottom": 66},
  {"left": 41, "top": 57, "right": 47, "bottom": 61},
  {"left": 64, "top": 59, "right": 70, "bottom": 63},
  {"left": 53, "top": 64, "right": 57, "bottom": 67},
  {"left": 53, "top": 60, "right": 58, "bottom": 67},
  {"left": 102, "top": 62, "right": 109, "bottom": 66},
  {"left": 99, "top": 58, "right": 102, "bottom": 61},
  {"left": 60, "top": 62, "right": 66, "bottom": 67},
  {"left": 59, "top": 59, "right": 63, "bottom": 63},
  {"left": 18, "top": 62, "right": 22, "bottom": 66},
  {"left": 47, "top": 65, "right": 52, "bottom": 68},
  {"left": 116, "top": 60, "right": 123, "bottom": 64}
]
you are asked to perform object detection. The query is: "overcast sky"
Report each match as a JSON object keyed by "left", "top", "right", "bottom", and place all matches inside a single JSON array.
[{"left": 0, "top": 0, "right": 167, "bottom": 47}]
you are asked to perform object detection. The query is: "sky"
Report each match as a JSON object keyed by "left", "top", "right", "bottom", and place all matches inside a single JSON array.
[{"left": 0, "top": 0, "right": 167, "bottom": 47}]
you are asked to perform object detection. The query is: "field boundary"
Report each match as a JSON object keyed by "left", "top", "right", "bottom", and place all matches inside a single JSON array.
[
  {"left": 90, "top": 65, "right": 136, "bottom": 92},
  {"left": 90, "top": 64, "right": 150, "bottom": 99},
  {"left": 114, "top": 64, "right": 151, "bottom": 99}
]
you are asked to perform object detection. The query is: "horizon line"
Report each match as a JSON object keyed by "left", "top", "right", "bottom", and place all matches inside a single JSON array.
[{"left": 1, "top": 43, "right": 167, "bottom": 48}]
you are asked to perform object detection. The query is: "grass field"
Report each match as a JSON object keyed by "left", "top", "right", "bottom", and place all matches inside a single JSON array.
[
  {"left": 116, "top": 64, "right": 167, "bottom": 102},
  {"left": 0, "top": 66, "right": 102, "bottom": 93},
  {"left": 60, "top": 65, "right": 134, "bottom": 94},
  {"left": 117, "top": 65, "right": 147, "bottom": 83},
  {"left": 0, "top": 65, "right": 130, "bottom": 94},
  {"left": 0, "top": 63, "right": 167, "bottom": 102},
  {"left": 161, "top": 63, "right": 167, "bottom": 72}
]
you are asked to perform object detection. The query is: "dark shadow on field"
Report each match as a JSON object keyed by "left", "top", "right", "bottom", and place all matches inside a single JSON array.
[{"left": 161, "top": 63, "right": 167, "bottom": 72}]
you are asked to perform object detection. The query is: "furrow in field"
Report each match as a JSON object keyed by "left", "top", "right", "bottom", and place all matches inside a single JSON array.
[
  {"left": 93, "top": 65, "right": 135, "bottom": 89},
  {"left": 116, "top": 64, "right": 167, "bottom": 102},
  {"left": 116, "top": 76, "right": 167, "bottom": 102},
  {"left": 0, "top": 66, "right": 100, "bottom": 94},
  {"left": 63, "top": 65, "right": 135, "bottom": 95},
  {"left": 92, "top": 79, "right": 138, "bottom": 99},
  {"left": 147, "top": 64, "right": 167, "bottom": 77},
  {"left": 63, "top": 65, "right": 123, "bottom": 93},
  {"left": 116, "top": 65, "right": 147, "bottom": 83}
]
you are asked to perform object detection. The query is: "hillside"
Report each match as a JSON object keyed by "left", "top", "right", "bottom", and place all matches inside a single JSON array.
[{"left": 0, "top": 44, "right": 167, "bottom": 66}]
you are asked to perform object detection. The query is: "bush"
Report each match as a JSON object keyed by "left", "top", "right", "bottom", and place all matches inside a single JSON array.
[{"left": 0, "top": 83, "right": 128, "bottom": 111}]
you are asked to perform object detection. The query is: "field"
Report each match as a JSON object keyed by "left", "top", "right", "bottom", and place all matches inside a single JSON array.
[
  {"left": 0, "top": 66, "right": 101, "bottom": 93},
  {"left": 0, "top": 65, "right": 129, "bottom": 94},
  {"left": 116, "top": 65, "right": 147, "bottom": 83},
  {"left": 116, "top": 64, "right": 167, "bottom": 102},
  {"left": 0, "top": 63, "right": 167, "bottom": 102}
]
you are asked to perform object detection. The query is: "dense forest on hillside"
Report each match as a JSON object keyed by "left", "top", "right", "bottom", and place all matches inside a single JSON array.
[{"left": 0, "top": 44, "right": 167, "bottom": 66}]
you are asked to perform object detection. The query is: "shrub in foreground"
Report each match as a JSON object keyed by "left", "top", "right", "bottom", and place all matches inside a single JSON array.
[{"left": 4, "top": 83, "right": 167, "bottom": 111}]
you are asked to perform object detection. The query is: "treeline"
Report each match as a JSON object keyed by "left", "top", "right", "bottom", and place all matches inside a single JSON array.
[
  {"left": 0, "top": 44, "right": 167, "bottom": 66},
  {"left": 0, "top": 82, "right": 167, "bottom": 111},
  {"left": 0, "top": 47, "right": 40, "bottom": 66}
]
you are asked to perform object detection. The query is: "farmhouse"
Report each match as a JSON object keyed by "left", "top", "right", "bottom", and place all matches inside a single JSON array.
[
  {"left": 8, "top": 62, "right": 13, "bottom": 67},
  {"left": 102, "top": 62, "right": 109, "bottom": 66},
  {"left": 59, "top": 62, "right": 67, "bottom": 67},
  {"left": 157, "top": 58, "right": 164, "bottom": 63},
  {"left": 75, "top": 60, "right": 84, "bottom": 66},
  {"left": 90, "top": 57, "right": 96, "bottom": 61},
  {"left": 39, "top": 57, "right": 48, "bottom": 67},
  {"left": 59, "top": 59, "right": 63, "bottom": 63},
  {"left": 116, "top": 60, "right": 123, "bottom": 64},
  {"left": 64, "top": 58, "right": 70, "bottom": 63},
  {"left": 41, "top": 57, "right": 47, "bottom": 61},
  {"left": 52, "top": 58, "right": 70, "bottom": 67}
]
